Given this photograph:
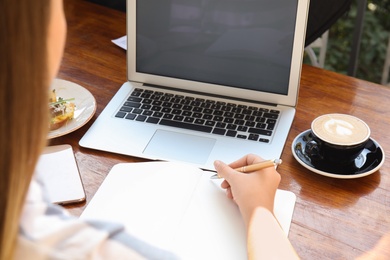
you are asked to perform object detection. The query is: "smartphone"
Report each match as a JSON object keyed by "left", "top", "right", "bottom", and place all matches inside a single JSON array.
[{"left": 36, "top": 144, "right": 86, "bottom": 205}]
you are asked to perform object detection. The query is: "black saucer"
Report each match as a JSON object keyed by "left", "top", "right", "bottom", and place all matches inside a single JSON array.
[{"left": 292, "top": 130, "right": 385, "bottom": 179}]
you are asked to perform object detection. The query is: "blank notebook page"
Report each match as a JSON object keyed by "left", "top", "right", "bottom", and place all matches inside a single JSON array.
[{"left": 80, "top": 162, "right": 296, "bottom": 259}]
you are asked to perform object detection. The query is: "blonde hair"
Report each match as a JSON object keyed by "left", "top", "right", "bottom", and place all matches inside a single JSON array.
[{"left": 0, "top": 1, "right": 51, "bottom": 259}]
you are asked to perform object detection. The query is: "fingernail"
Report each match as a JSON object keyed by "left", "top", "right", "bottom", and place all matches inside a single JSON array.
[{"left": 214, "top": 160, "right": 221, "bottom": 169}]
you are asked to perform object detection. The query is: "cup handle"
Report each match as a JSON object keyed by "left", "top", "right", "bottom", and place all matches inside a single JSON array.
[{"left": 305, "top": 140, "right": 323, "bottom": 161}]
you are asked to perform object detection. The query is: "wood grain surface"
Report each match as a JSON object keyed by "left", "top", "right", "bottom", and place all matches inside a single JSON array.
[{"left": 52, "top": 1, "right": 390, "bottom": 259}]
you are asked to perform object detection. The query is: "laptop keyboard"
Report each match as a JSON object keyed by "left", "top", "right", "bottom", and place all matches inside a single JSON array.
[{"left": 115, "top": 88, "right": 280, "bottom": 143}]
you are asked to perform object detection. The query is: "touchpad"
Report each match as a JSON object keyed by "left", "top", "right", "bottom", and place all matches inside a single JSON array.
[{"left": 144, "top": 130, "right": 216, "bottom": 165}]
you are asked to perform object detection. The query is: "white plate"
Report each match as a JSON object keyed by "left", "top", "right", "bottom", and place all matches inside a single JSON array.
[{"left": 48, "top": 79, "right": 96, "bottom": 139}]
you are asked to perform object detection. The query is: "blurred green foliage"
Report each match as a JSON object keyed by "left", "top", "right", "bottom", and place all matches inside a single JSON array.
[{"left": 304, "top": 0, "right": 390, "bottom": 84}]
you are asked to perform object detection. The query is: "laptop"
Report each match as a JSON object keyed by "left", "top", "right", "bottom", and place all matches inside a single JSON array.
[{"left": 80, "top": 0, "right": 310, "bottom": 171}]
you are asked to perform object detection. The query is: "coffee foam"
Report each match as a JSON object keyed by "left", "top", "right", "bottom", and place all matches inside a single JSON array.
[{"left": 312, "top": 114, "right": 370, "bottom": 146}]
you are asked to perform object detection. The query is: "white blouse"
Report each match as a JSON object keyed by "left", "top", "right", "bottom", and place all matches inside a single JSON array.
[{"left": 15, "top": 175, "right": 178, "bottom": 260}]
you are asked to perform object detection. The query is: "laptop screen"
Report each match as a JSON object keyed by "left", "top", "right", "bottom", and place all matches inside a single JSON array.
[{"left": 136, "top": 0, "right": 299, "bottom": 96}]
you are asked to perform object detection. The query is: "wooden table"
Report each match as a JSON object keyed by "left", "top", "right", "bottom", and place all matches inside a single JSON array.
[{"left": 54, "top": 1, "right": 390, "bottom": 259}]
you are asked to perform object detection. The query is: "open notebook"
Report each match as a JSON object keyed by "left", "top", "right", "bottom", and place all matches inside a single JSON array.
[{"left": 80, "top": 162, "right": 296, "bottom": 259}]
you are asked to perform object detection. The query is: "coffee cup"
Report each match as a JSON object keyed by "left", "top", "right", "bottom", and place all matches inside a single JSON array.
[{"left": 305, "top": 114, "right": 370, "bottom": 165}]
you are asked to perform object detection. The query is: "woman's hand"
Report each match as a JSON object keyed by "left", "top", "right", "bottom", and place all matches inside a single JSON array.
[{"left": 214, "top": 154, "right": 281, "bottom": 228}]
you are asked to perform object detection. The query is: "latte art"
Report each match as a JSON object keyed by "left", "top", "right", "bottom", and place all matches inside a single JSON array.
[{"left": 312, "top": 114, "right": 370, "bottom": 146}]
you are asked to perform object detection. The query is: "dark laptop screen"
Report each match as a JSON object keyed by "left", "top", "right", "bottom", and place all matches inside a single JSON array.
[{"left": 136, "top": 0, "right": 299, "bottom": 95}]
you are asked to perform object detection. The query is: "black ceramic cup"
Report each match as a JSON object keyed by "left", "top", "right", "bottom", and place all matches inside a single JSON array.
[{"left": 305, "top": 114, "right": 370, "bottom": 165}]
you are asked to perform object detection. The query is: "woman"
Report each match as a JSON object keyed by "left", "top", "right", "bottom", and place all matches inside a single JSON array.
[
  {"left": 216, "top": 154, "right": 390, "bottom": 259},
  {"left": 0, "top": 1, "right": 175, "bottom": 259},
  {"left": 0, "top": 0, "right": 58, "bottom": 258},
  {"left": 214, "top": 155, "right": 299, "bottom": 259},
  {"left": 1, "top": 0, "right": 387, "bottom": 259},
  {"left": 0, "top": 2, "right": 289, "bottom": 258}
]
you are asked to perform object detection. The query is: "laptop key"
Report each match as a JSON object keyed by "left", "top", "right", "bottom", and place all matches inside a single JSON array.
[
  {"left": 173, "top": 115, "right": 184, "bottom": 121},
  {"left": 194, "top": 119, "right": 205, "bottom": 125},
  {"left": 213, "top": 110, "right": 224, "bottom": 116},
  {"left": 216, "top": 122, "right": 226, "bottom": 128},
  {"left": 267, "top": 124, "right": 275, "bottom": 130},
  {"left": 141, "top": 93, "right": 151, "bottom": 99},
  {"left": 130, "top": 91, "right": 142, "bottom": 97},
  {"left": 172, "top": 104, "right": 182, "bottom": 109},
  {"left": 146, "top": 117, "right": 159, "bottom": 124},
  {"left": 182, "top": 111, "right": 192, "bottom": 117},
  {"left": 127, "top": 97, "right": 142, "bottom": 102},
  {"left": 140, "top": 104, "right": 151, "bottom": 110},
  {"left": 237, "top": 126, "right": 248, "bottom": 132},
  {"left": 152, "top": 100, "right": 162, "bottom": 106},
  {"left": 162, "top": 101, "right": 173, "bottom": 107},
  {"left": 245, "top": 121, "right": 256, "bottom": 127},
  {"left": 193, "top": 113, "right": 202, "bottom": 118},
  {"left": 223, "top": 118, "right": 234, "bottom": 124},
  {"left": 253, "top": 111, "right": 263, "bottom": 117},
  {"left": 125, "top": 113, "right": 136, "bottom": 120},
  {"left": 256, "top": 117, "right": 266, "bottom": 123},
  {"left": 263, "top": 113, "right": 279, "bottom": 119},
  {"left": 124, "top": 101, "right": 141, "bottom": 108},
  {"left": 242, "top": 109, "right": 252, "bottom": 115},
  {"left": 248, "top": 128, "right": 272, "bottom": 136},
  {"left": 184, "top": 117, "right": 195, "bottom": 123},
  {"left": 153, "top": 112, "right": 163, "bottom": 118},
  {"left": 226, "top": 124, "right": 237, "bottom": 130},
  {"left": 151, "top": 106, "right": 161, "bottom": 111},
  {"left": 161, "top": 107, "right": 172, "bottom": 113},
  {"left": 164, "top": 93, "right": 174, "bottom": 98},
  {"left": 234, "top": 119, "right": 245, "bottom": 125},
  {"left": 132, "top": 108, "right": 143, "bottom": 114},
  {"left": 205, "top": 120, "right": 216, "bottom": 127},
  {"left": 136, "top": 115, "right": 147, "bottom": 122},
  {"left": 224, "top": 112, "right": 234, "bottom": 118},
  {"left": 120, "top": 107, "right": 132, "bottom": 113},
  {"left": 203, "top": 109, "right": 213, "bottom": 114},
  {"left": 226, "top": 130, "right": 237, "bottom": 137},
  {"left": 212, "top": 128, "right": 226, "bottom": 135},
  {"left": 159, "top": 119, "right": 212, "bottom": 133},
  {"left": 115, "top": 111, "right": 126, "bottom": 118},
  {"left": 163, "top": 114, "right": 174, "bottom": 120},
  {"left": 256, "top": 123, "right": 267, "bottom": 129},
  {"left": 142, "top": 110, "right": 153, "bottom": 116},
  {"left": 214, "top": 116, "right": 224, "bottom": 122},
  {"left": 203, "top": 114, "right": 213, "bottom": 120}
]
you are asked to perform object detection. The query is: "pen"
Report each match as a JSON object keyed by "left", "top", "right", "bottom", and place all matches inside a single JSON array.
[{"left": 210, "top": 159, "right": 282, "bottom": 179}]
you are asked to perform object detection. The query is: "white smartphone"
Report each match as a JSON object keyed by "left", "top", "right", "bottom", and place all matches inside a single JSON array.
[{"left": 36, "top": 144, "right": 86, "bottom": 205}]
